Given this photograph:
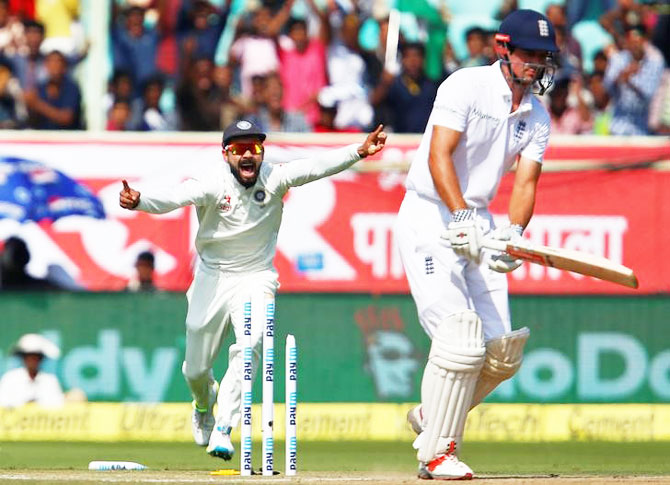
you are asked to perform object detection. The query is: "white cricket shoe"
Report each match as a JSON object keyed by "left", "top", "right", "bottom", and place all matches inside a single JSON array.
[
  {"left": 191, "top": 381, "right": 218, "bottom": 446},
  {"left": 418, "top": 440, "right": 473, "bottom": 480},
  {"left": 407, "top": 404, "right": 423, "bottom": 435},
  {"left": 421, "top": 452, "right": 474, "bottom": 480},
  {"left": 207, "top": 422, "right": 235, "bottom": 460}
]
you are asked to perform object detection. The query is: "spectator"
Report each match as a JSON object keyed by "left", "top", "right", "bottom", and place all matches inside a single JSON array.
[
  {"left": 593, "top": 49, "right": 609, "bottom": 76},
  {"left": 442, "top": 39, "right": 460, "bottom": 77},
  {"left": 313, "top": 88, "right": 358, "bottom": 133},
  {"left": 8, "top": 19, "right": 45, "bottom": 91},
  {"left": 0, "top": 333, "right": 64, "bottom": 408},
  {"left": 212, "top": 64, "right": 244, "bottom": 129},
  {"left": 106, "top": 97, "right": 132, "bottom": 130},
  {"left": 133, "top": 74, "right": 177, "bottom": 131},
  {"left": 176, "top": 0, "right": 230, "bottom": 64},
  {"left": 0, "top": 0, "right": 25, "bottom": 56},
  {"left": 370, "top": 42, "right": 438, "bottom": 133},
  {"left": 126, "top": 250, "right": 157, "bottom": 292},
  {"left": 228, "top": 2, "right": 289, "bottom": 98},
  {"left": 649, "top": 69, "right": 670, "bottom": 135},
  {"left": 604, "top": 24, "right": 665, "bottom": 135},
  {"left": 325, "top": 13, "right": 373, "bottom": 130},
  {"left": 111, "top": 5, "right": 160, "bottom": 97},
  {"left": 547, "top": 76, "right": 594, "bottom": 134},
  {"left": 651, "top": 9, "right": 669, "bottom": 67},
  {"left": 276, "top": 0, "right": 330, "bottom": 127},
  {"left": 24, "top": 49, "right": 81, "bottom": 129},
  {"left": 103, "top": 68, "right": 133, "bottom": 114},
  {"left": 588, "top": 71, "right": 612, "bottom": 134},
  {"left": 461, "top": 27, "right": 489, "bottom": 68},
  {"left": 546, "top": 3, "right": 582, "bottom": 78},
  {"left": 599, "top": 0, "right": 644, "bottom": 49},
  {"left": 0, "top": 54, "right": 26, "bottom": 126},
  {"left": 176, "top": 55, "right": 222, "bottom": 130},
  {"left": 248, "top": 72, "right": 309, "bottom": 133},
  {"left": 0, "top": 236, "right": 61, "bottom": 289}
]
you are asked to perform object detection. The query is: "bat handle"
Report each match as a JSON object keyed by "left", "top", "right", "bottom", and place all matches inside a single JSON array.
[{"left": 480, "top": 237, "right": 508, "bottom": 252}]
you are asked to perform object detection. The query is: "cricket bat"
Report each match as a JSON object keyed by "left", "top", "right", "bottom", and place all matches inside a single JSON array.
[
  {"left": 385, "top": 9, "right": 401, "bottom": 73},
  {"left": 482, "top": 238, "right": 639, "bottom": 289}
]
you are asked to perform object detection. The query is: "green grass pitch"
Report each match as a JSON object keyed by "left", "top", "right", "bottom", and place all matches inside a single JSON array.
[{"left": 2, "top": 441, "right": 670, "bottom": 475}]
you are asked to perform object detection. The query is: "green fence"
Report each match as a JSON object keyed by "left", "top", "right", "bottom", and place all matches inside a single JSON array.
[{"left": 1, "top": 293, "right": 669, "bottom": 404}]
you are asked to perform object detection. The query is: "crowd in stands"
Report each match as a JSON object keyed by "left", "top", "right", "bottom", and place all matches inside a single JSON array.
[{"left": 0, "top": 0, "right": 668, "bottom": 135}]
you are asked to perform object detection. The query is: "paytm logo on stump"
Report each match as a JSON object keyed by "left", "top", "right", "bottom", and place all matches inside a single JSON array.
[{"left": 494, "top": 332, "right": 670, "bottom": 401}]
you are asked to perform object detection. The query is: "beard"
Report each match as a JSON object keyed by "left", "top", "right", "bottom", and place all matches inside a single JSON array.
[{"left": 229, "top": 163, "right": 258, "bottom": 188}]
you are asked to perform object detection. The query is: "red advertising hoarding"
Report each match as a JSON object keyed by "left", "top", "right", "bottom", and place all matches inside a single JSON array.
[{"left": 0, "top": 133, "right": 667, "bottom": 294}]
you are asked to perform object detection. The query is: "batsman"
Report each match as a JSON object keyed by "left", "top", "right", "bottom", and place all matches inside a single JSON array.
[
  {"left": 120, "top": 120, "right": 386, "bottom": 459},
  {"left": 394, "top": 10, "right": 558, "bottom": 480}
]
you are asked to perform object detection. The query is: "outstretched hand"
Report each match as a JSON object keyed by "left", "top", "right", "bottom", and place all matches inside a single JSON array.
[
  {"left": 119, "top": 179, "right": 140, "bottom": 210},
  {"left": 357, "top": 124, "right": 387, "bottom": 158}
]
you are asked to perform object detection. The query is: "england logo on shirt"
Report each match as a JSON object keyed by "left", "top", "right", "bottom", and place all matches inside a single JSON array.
[{"left": 514, "top": 120, "right": 527, "bottom": 141}]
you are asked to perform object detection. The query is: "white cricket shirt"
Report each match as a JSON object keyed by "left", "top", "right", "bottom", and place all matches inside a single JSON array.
[
  {"left": 0, "top": 367, "right": 65, "bottom": 408},
  {"left": 405, "top": 61, "right": 551, "bottom": 209},
  {"left": 137, "top": 145, "right": 361, "bottom": 273}
]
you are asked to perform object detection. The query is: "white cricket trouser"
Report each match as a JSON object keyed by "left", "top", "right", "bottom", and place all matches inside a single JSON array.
[
  {"left": 182, "top": 261, "right": 278, "bottom": 429},
  {"left": 394, "top": 190, "right": 511, "bottom": 342}
]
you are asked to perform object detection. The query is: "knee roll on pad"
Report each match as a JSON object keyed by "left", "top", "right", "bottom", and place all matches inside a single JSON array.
[
  {"left": 417, "top": 310, "right": 485, "bottom": 463},
  {"left": 470, "top": 327, "right": 530, "bottom": 409}
]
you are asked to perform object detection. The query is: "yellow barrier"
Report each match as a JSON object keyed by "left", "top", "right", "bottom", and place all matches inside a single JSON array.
[{"left": 0, "top": 403, "right": 668, "bottom": 442}]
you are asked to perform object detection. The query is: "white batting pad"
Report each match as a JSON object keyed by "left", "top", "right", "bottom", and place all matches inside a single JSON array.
[
  {"left": 470, "top": 327, "right": 530, "bottom": 409},
  {"left": 417, "top": 311, "right": 485, "bottom": 463}
]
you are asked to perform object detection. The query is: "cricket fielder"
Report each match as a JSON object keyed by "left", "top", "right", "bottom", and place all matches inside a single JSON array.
[
  {"left": 120, "top": 120, "right": 386, "bottom": 459},
  {"left": 393, "top": 10, "right": 558, "bottom": 480}
]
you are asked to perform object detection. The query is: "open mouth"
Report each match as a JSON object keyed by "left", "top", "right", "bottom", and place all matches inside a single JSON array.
[{"left": 239, "top": 161, "right": 256, "bottom": 178}]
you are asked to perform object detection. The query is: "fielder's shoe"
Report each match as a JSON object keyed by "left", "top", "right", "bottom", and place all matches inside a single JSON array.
[
  {"left": 419, "top": 441, "right": 473, "bottom": 481},
  {"left": 407, "top": 404, "right": 423, "bottom": 435},
  {"left": 191, "top": 381, "right": 218, "bottom": 446},
  {"left": 207, "top": 423, "right": 235, "bottom": 460}
]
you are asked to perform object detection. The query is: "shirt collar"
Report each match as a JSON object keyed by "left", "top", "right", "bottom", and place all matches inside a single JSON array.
[{"left": 491, "top": 60, "right": 534, "bottom": 115}]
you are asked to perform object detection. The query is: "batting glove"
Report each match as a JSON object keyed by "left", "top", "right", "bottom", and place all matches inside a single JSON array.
[
  {"left": 443, "top": 209, "right": 483, "bottom": 263},
  {"left": 487, "top": 224, "right": 524, "bottom": 273}
]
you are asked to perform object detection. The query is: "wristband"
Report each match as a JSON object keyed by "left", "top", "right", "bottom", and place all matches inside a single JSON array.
[
  {"left": 510, "top": 224, "right": 524, "bottom": 236},
  {"left": 451, "top": 209, "right": 474, "bottom": 222}
]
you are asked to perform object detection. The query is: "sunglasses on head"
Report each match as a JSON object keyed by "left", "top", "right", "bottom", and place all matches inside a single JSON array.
[{"left": 225, "top": 142, "right": 264, "bottom": 156}]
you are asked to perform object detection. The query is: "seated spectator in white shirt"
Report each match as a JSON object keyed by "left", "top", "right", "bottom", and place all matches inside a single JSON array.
[{"left": 0, "top": 333, "right": 64, "bottom": 408}]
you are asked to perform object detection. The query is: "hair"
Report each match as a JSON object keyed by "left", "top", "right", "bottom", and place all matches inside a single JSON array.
[
  {"left": 286, "top": 17, "right": 307, "bottom": 32},
  {"left": 141, "top": 73, "right": 165, "bottom": 92},
  {"left": 23, "top": 19, "right": 45, "bottom": 34},
  {"left": 111, "top": 69, "right": 132, "bottom": 84},
  {"left": 625, "top": 23, "right": 647, "bottom": 37},
  {"left": 400, "top": 41, "right": 425, "bottom": 57},
  {"left": 3, "top": 236, "right": 30, "bottom": 268},
  {"left": 125, "top": 5, "right": 146, "bottom": 17},
  {"left": 465, "top": 27, "right": 486, "bottom": 40},
  {"left": 136, "top": 251, "right": 155, "bottom": 267}
]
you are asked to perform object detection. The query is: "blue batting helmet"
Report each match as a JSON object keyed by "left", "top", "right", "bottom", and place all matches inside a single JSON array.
[{"left": 496, "top": 9, "right": 558, "bottom": 53}]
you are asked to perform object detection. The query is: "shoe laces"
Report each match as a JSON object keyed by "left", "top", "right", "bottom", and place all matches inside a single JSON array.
[{"left": 427, "top": 441, "right": 459, "bottom": 472}]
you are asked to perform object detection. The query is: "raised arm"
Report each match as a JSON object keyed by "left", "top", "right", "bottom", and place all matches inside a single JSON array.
[
  {"left": 119, "top": 177, "right": 210, "bottom": 214},
  {"left": 278, "top": 124, "right": 386, "bottom": 187},
  {"left": 266, "top": 0, "right": 296, "bottom": 38}
]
